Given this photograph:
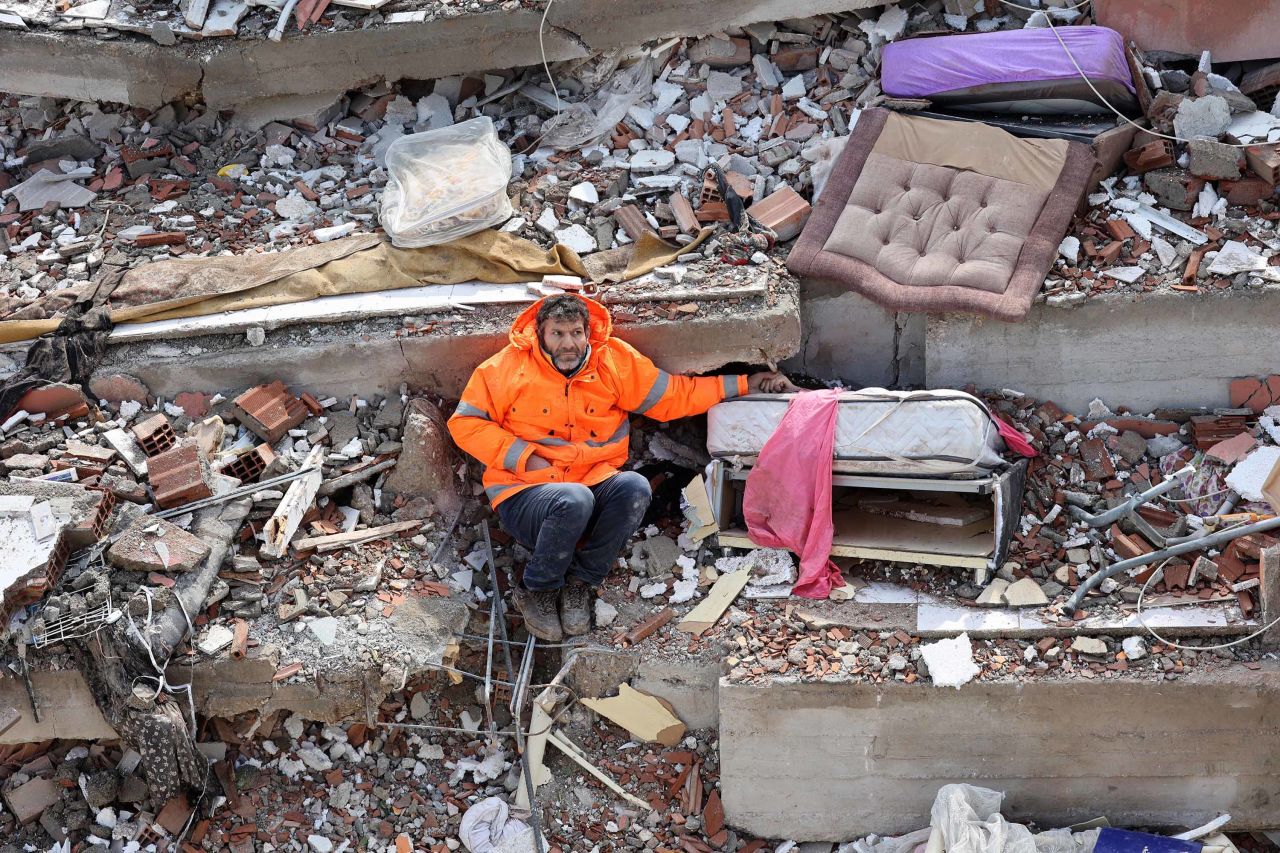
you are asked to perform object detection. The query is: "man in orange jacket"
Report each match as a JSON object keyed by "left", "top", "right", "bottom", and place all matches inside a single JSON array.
[{"left": 448, "top": 293, "right": 796, "bottom": 641}]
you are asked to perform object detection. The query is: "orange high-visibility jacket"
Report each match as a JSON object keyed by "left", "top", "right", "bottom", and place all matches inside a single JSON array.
[{"left": 448, "top": 295, "right": 747, "bottom": 508}]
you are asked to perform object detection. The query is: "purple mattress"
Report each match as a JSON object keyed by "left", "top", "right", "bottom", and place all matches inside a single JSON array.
[{"left": 882, "top": 26, "right": 1138, "bottom": 116}]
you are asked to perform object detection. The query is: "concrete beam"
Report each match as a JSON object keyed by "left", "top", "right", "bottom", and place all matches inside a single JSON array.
[
  {"left": 567, "top": 646, "right": 722, "bottom": 730},
  {"left": 783, "top": 283, "right": 924, "bottom": 388},
  {"left": 95, "top": 290, "right": 800, "bottom": 400},
  {"left": 926, "top": 290, "right": 1280, "bottom": 414},
  {"left": 719, "top": 666, "right": 1280, "bottom": 841},
  {"left": 0, "top": 0, "right": 880, "bottom": 114},
  {"left": 0, "top": 30, "right": 201, "bottom": 109},
  {"left": 200, "top": 10, "right": 587, "bottom": 114}
]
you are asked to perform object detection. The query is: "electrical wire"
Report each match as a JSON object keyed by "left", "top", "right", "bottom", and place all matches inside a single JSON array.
[
  {"left": 1135, "top": 557, "right": 1280, "bottom": 651},
  {"left": 994, "top": 0, "right": 1272, "bottom": 149},
  {"left": 1160, "top": 487, "right": 1233, "bottom": 505},
  {"left": 538, "top": 0, "right": 561, "bottom": 114}
]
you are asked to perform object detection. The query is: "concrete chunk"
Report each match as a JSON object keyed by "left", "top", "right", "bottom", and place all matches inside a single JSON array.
[
  {"left": 3, "top": 777, "right": 58, "bottom": 825},
  {"left": 107, "top": 516, "right": 211, "bottom": 573},
  {"left": 1173, "top": 95, "right": 1231, "bottom": 140},
  {"left": 1002, "top": 577, "right": 1049, "bottom": 607}
]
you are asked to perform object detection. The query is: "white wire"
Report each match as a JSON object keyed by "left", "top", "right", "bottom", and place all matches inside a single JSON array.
[
  {"left": 1135, "top": 557, "right": 1280, "bottom": 651},
  {"left": 994, "top": 0, "right": 1270, "bottom": 149},
  {"left": 538, "top": 0, "right": 561, "bottom": 114},
  {"left": 125, "top": 586, "right": 199, "bottom": 733}
]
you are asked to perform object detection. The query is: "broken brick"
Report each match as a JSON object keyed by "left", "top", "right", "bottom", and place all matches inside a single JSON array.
[
  {"left": 1229, "top": 375, "right": 1280, "bottom": 413},
  {"left": 1079, "top": 438, "right": 1116, "bottom": 481},
  {"left": 147, "top": 440, "right": 214, "bottom": 509},
  {"left": 232, "top": 381, "right": 308, "bottom": 444}
]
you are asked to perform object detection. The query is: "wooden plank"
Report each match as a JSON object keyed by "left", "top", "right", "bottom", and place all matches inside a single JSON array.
[
  {"left": 183, "top": 0, "right": 211, "bottom": 29},
  {"left": 292, "top": 520, "right": 422, "bottom": 553},
  {"left": 260, "top": 445, "right": 325, "bottom": 559},
  {"left": 677, "top": 569, "right": 750, "bottom": 636}
]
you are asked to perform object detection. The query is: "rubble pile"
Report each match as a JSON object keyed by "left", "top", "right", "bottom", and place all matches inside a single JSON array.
[
  {"left": 0, "top": 0, "right": 530, "bottom": 41},
  {"left": 719, "top": 599, "right": 1252, "bottom": 688},
  {"left": 3, "top": 2, "right": 1109, "bottom": 331},
  {"left": 989, "top": 386, "right": 1276, "bottom": 620},
  {"left": 1045, "top": 51, "right": 1280, "bottom": 306}
]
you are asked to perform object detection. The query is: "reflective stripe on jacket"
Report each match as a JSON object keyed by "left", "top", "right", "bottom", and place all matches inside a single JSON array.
[{"left": 447, "top": 295, "right": 746, "bottom": 508}]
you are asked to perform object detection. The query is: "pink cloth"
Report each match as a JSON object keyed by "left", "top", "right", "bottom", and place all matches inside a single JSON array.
[
  {"left": 743, "top": 389, "right": 845, "bottom": 599},
  {"left": 993, "top": 416, "right": 1038, "bottom": 458}
]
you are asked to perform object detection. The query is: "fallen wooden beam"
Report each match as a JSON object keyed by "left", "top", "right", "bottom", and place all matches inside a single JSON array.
[
  {"left": 260, "top": 446, "right": 325, "bottom": 559},
  {"left": 292, "top": 519, "right": 423, "bottom": 553},
  {"left": 316, "top": 457, "right": 396, "bottom": 497}
]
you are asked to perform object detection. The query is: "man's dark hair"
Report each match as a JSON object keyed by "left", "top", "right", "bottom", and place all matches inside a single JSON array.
[{"left": 536, "top": 294, "right": 590, "bottom": 332}]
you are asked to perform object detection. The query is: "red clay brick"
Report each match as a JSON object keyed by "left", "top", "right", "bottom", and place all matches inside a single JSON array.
[
  {"left": 232, "top": 381, "right": 308, "bottom": 443},
  {"left": 148, "top": 440, "right": 213, "bottom": 509}
]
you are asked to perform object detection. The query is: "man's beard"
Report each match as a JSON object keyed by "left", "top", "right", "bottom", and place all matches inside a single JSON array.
[{"left": 549, "top": 344, "right": 588, "bottom": 375}]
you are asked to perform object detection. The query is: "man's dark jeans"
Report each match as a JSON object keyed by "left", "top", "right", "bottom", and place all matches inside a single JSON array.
[{"left": 495, "top": 471, "right": 653, "bottom": 591}]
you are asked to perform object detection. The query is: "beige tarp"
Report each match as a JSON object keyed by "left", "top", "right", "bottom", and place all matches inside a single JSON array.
[{"left": 0, "top": 227, "right": 711, "bottom": 346}]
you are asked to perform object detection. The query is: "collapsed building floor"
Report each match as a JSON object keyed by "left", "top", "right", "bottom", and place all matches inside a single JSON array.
[{"left": 4, "top": 0, "right": 1280, "bottom": 850}]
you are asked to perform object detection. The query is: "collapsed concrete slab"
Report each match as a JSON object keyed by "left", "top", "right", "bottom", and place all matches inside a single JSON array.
[
  {"left": 0, "top": 0, "right": 880, "bottom": 114},
  {"left": 0, "top": 31, "right": 201, "bottom": 108},
  {"left": 175, "top": 595, "right": 470, "bottom": 723},
  {"left": 719, "top": 664, "right": 1280, "bottom": 840},
  {"left": 94, "top": 286, "right": 801, "bottom": 400}
]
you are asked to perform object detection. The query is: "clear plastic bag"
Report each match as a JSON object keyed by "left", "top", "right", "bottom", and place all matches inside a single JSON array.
[{"left": 379, "top": 116, "right": 513, "bottom": 248}]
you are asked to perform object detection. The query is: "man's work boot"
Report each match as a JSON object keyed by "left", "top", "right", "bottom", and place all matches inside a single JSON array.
[
  {"left": 512, "top": 586, "right": 563, "bottom": 642},
  {"left": 560, "top": 578, "right": 592, "bottom": 637}
]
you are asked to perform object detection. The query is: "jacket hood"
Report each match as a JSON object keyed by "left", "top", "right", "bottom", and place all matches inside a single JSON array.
[{"left": 509, "top": 294, "right": 613, "bottom": 352}]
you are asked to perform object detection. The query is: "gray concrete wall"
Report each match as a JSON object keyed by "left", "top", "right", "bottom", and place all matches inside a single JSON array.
[
  {"left": 97, "top": 291, "right": 800, "bottom": 399},
  {"left": 719, "top": 667, "right": 1280, "bottom": 841},
  {"left": 0, "top": 0, "right": 878, "bottom": 113},
  {"left": 783, "top": 284, "right": 925, "bottom": 388},
  {"left": 792, "top": 282, "right": 1280, "bottom": 414},
  {"left": 926, "top": 290, "right": 1280, "bottom": 414}
]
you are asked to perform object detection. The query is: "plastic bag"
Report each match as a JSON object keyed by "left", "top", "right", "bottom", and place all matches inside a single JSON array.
[
  {"left": 927, "top": 785, "right": 1098, "bottom": 853},
  {"left": 459, "top": 797, "right": 539, "bottom": 853},
  {"left": 379, "top": 116, "right": 513, "bottom": 248},
  {"left": 540, "top": 57, "right": 655, "bottom": 151}
]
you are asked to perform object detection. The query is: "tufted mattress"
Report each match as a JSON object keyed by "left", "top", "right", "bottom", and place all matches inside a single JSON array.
[
  {"left": 786, "top": 109, "right": 1094, "bottom": 321},
  {"left": 706, "top": 389, "right": 1009, "bottom": 477}
]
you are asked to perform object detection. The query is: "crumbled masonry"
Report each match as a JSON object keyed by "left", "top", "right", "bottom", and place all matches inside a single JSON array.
[{"left": 4, "top": 0, "right": 1280, "bottom": 850}]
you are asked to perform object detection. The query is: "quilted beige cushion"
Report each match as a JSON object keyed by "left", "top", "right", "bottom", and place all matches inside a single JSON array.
[
  {"left": 786, "top": 108, "right": 1093, "bottom": 321},
  {"left": 822, "top": 152, "right": 1048, "bottom": 294}
]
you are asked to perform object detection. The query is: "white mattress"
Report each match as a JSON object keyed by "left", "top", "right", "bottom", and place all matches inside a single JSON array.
[{"left": 706, "top": 389, "right": 1007, "bottom": 477}]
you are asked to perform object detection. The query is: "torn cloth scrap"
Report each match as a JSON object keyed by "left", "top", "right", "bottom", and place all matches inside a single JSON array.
[{"left": 742, "top": 389, "right": 845, "bottom": 599}]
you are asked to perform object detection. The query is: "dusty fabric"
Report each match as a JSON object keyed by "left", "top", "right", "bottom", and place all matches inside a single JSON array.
[
  {"left": 115, "top": 701, "right": 210, "bottom": 804},
  {"left": 579, "top": 227, "right": 714, "bottom": 283},
  {"left": 873, "top": 111, "right": 1068, "bottom": 191},
  {"left": 447, "top": 294, "right": 746, "bottom": 509},
  {"left": 742, "top": 389, "right": 845, "bottom": 599},
  {"left": 0, "top": 228, "right": 702, "bottom": 345},
  {"left": 787, "top": 108, "right": 1093, "bottom": 322}
]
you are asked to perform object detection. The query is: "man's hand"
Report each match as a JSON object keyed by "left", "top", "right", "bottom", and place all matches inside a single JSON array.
[
  {"left": 525, "top": 452, "right": 552, "bottom": 471},
  {"left": 747, "top": 371, "right": 799, "bottom": 394}
]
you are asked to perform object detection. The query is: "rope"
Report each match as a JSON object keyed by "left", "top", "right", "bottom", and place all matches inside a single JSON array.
[{"left": 994, "top": 0, "right": 1270, "bottom": 149}]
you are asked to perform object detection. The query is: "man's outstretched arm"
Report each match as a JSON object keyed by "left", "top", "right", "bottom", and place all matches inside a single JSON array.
[{"left": 612, "top": 341, "right": 797, "bottom": 422}]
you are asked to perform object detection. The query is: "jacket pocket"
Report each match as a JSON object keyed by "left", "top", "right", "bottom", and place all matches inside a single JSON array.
[{"left": 518, "top": 464, "right": 564, "bottom": 485}]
